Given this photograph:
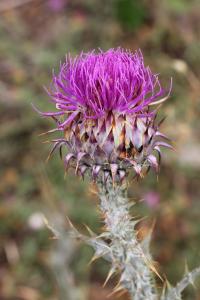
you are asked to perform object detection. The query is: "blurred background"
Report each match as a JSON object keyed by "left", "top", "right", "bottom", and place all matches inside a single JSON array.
[{"left": 0, "top": 0, "right": 200, "bottom": 299}]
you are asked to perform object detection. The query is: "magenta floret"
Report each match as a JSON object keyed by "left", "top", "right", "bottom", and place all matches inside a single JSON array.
[{"left": 42, "top": 48, "right": 169, "bottom": 129}]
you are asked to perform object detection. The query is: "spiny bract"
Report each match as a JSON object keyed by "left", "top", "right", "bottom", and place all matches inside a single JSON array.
[{"left": 39, "top": 48, "right": 172, "bottom": 181}]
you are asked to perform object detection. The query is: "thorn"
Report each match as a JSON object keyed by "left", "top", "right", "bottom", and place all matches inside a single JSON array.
[
  {"left": 46, "top": 141, "right": 62, "bottom": 162},
  {"left": 42, "top": 140, "right": 51, "bottom": 144},
  {"left": 131, "top": 215, "right": 147, "bottom": 223},
  {"left": 107, "top": 285, "right": 124, "bottom": 298},
  {"left": 187, "top": 268, "right": 197, "bottom": 289},
  {"left": 38, "top": 128, "right": 59, "bottom": 136},
  {"left": 88, "top": 253, "right": 102, "bottom": 266},
  {"left": 184, "top": 259, "right": 189, "bottom": 275},
  {"left": 45, "top": 155, "right": 50, "bottom": 163},
  {"left": 83, "top": 224, "right": 96, "bottom": 237},
  {"left": 116, "top": 289, "right": 127, "bottom": 298},
  {"left": 43, "top": 216, "right": 60, "bottom": 239},
  {"left": 138, "top": 197, "right": 145, "bottom": 203},
  {"left": 155, "top": 131, "right": 170, "bottom": 140},
  {"left": 66, "top": 216, "right": 80, "bottom": 237},
  {"left": 149, "top": 262, "right": 163, "bottom": 282},
  {"left": 112, "top": 277, "right": 121, "bottom": 290},
  {"left": 130, "top": 216, "right": 147, "bottom": 231},
  {"left": 43, "top": 216, "right": 48, "bottom": 227},
  {"left": 97, "top": 232, "right": 110, "bottom": 239},
  {"left": 161, "top": 280, "right": 167, "bottom": 297},
  {"left": 144, "top": 256, "right": 163, "bottom": 282},
  {"left": 166, "top": 278, "right": 172, "bottom": 289},
  {"left": 127, "top": 201, "right": 136, "bottom": 209},
  {"left": 158, "top": 116, "right": 167, "bottom": 127},
  {"left": 189, "top": 276, "right": 196, "bottom": 289},
  {"left": 103, "top": 267, "right": 116, "bottom": 287},
  {"left": 66, "top": 215, "right": 74, "bottom": 229},
  {"left": 149, "top": 218, "right": 156, "bottom": 235},
  {"left": 38, "top": 132, "right": 47, "bottom": 137},
  {"left": 156, "top": 141, "right": 174, "bottom": 151}
]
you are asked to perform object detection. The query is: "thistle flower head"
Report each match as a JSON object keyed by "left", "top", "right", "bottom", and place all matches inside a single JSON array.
[{"left": 40, "top": 48, "right": 172, "bottom": 181}]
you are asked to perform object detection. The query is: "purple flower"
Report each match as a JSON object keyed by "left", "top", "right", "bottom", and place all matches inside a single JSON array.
[
  {"left": 143, "top": 191, "right": 160, "bottom": 208},
  {"left": 39, "top": 48, "right": 172, "bottom": 181},
  {"left": 43, "top": 49, "right": 169, "bottom": 125},
  {"left": 48, "top": 0, "right": 66, "bottom": 12}
]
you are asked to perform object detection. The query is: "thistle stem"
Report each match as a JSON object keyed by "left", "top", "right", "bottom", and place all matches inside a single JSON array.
[
  {"left": 97, "top": 177, "right": 157, "bottom": 300},
  {"left": 162, "top": 267, "right": 200, "bottom": 300}
]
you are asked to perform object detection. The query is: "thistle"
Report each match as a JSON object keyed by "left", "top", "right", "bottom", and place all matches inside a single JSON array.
[
  {"left": 38, "top": 48, "right": 200, "bottom": 300},
  {"left": 40, "top": 48, "right": 171, "bottom": 182}
]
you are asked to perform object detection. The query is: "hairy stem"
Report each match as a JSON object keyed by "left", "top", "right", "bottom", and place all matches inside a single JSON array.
[{"left": 97, "top": 178, "right": 157, "bottom": 300}]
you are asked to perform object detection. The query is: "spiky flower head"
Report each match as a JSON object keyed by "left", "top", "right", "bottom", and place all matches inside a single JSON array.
[{"left": 39, "top": 48, "right": 172, "bottom": 182}]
